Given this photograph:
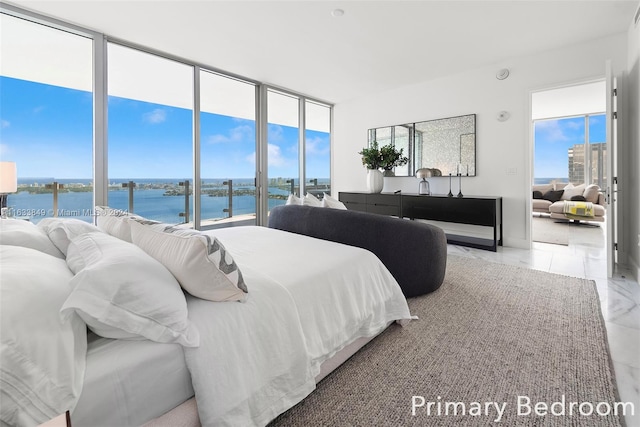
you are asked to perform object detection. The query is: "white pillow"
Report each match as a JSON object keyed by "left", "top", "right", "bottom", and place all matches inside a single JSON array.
[
  {"left": 94, "top": 206, "right": 143, "bottom": 242},
  {"left": 0, "top": 245, "right": 87, "bottom": 426},
  {"left": 285, "top": 194, "right": 303, "bottom": 205},
  {"left": 129, "top": 221, "right": 248, "bottom": 302},
  {"left": 38, "top": 218, "right": 101, "bottom": 256},
  {"left": 560, "top": 183, "right": 586, "bottom": 200},
  {"left": 61, "top": 232, "right": 200, "bottom": 347},
  {"left": 321, "top": 193, "right": 348, "bottom": 210},
  {"left": 0, "top": 219, "right": 63, "bottom": 258},
  {"left": 303, "top": 192, "right": 322, "bottom": 207},
  {"left": 583, "top": 184, "right": 601, "bottom": 203}
]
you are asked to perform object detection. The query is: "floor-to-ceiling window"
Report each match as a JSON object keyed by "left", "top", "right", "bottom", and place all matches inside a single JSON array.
[
  {"left": 200, "top": 71, "right": 257, "bottom": 227},
  {"left": 534, "top": 114, "right": 606, "bottom": 187},
  {"left": 0, "top": 13, "right": 93, "bottom": 223},
  {"left": 267, "top": 90, "right": 299, "bottom": 208},
  {"left": 107, "top": 43, "right": 194, "bottom": 225},
  {"left": 1, "top": 6, "right": 332, "bottom": 228},
  {"left": 304, "top": 100, "right": 331, "bottom": 197}
]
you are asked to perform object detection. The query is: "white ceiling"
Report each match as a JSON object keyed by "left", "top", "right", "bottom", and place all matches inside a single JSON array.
[{"left": 3, "top": 0, "right": 638, "bottom": 104}]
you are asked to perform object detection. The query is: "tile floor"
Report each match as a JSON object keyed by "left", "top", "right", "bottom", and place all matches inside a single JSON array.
[{"left": 447, "top": 220, "right": 640, "bottom": 426}]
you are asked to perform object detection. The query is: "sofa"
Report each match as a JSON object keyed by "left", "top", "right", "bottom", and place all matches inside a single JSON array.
[
  {"left": 268, "top": 204, "right": 447, "bottom": 297},
  {"left": 532, "top": 182, "right": 605, "bottom": 222}
]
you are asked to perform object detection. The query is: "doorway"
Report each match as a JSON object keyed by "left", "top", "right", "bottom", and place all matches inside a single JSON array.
[{"left": 530, "top": 81, "right": 608, "bottom": 250}]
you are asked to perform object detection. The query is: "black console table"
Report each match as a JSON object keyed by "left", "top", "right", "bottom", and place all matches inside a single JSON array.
[{"left": 339, "top": 192, "right": 502, "bottom": 251}]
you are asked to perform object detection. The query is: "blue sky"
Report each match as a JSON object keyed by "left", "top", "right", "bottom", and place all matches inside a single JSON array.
[
  {"left": 534, "top": 114, "right": 605, "bottom": 179},
  {"left": 0, "top": 76, "right": 329, "bottom": 180}
]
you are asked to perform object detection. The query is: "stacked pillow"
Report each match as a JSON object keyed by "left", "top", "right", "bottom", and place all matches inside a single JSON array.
[
  {"left": 94, "top": 207, "right": 248, "bottom": 302},
  {"left": 1, "top": 245, "right": 87, "bottom": 426},
  {"left": 0, "top": 218, "right": 64, "bottom": 258},
  {"left": 62, "top": 231, "right": 200, "bottom": 346},
  {"left": 129, "top": 220, "right": 248, "bottom": 302},
  {"left": 285, "top": 192, "right": 347, "bottom": 210},
  {"left": 94, "top": 206, "right": 143, "bottom": 242},
  {"left": 37, "top": 217, "right": 101, "bottom": 256}
]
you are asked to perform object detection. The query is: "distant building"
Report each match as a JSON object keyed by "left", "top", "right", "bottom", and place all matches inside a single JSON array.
[{"left": 568, "top": 143, "right": 606, "bottom": 188}]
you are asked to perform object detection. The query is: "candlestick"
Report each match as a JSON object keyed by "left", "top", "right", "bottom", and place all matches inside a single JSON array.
[
  {"left": 447, "top": 173, "right": 453, "bottom": 197},
  {"left": 457, "top": 172, "right": 463, "bottom": 198}
]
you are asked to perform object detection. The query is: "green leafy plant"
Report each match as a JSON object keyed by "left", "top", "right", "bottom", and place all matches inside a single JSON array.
[
  {"left": 380, "top": 143, "right": 408, "bottom": 171},
  {"left": 359, "top": 141, "right": 408, "bottom": 170},
  {"left": 358, "top": 140, "right": 384, "bottom": 170}
]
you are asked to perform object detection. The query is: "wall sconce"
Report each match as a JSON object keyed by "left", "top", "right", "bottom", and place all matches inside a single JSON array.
[{"left": 0, "top": 161, "right": 17, "bottom": 214}]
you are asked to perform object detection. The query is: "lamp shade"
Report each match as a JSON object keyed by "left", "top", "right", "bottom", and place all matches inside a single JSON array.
[
  {"left": 416, "top": 168, "right": 433, "bottom": 179},
  {"left": 0, "top": 162, "right": 17, "bottom": 193}
]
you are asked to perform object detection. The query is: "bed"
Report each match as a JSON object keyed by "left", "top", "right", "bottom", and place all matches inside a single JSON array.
[{"left": 0, "top": 207, "right": 424, "bottom": 427}]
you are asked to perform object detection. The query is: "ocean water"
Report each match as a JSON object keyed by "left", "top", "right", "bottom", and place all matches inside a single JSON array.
[
  {"left": 534, "top": 177, "right": 568, "bottom": 185},
  {"left": 7, "top": 183, "right": 299, "bottom": 224}
]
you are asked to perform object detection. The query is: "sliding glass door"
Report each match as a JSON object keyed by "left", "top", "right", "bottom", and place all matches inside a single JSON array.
[
  {"left": 304, "top": 101, "right": 331, "bottom": 197},
  {"left": 267, "top": 90, "right": 299, "bottom": 210},
  {"left": 0, "top": 13, "right": 93, "bottom": 223},
  {"left": 200, "top": 71, "right": 257, "bottom": 228},
  {"left": 107, "top": 43, "right": 194, "bottom": 225}
]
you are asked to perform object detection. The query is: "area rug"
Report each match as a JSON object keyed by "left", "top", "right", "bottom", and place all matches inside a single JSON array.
[
  {"left": 532, "top": 216, "right": 570, "bottom": 245},
  {"left": 532, "top": 216, "right": 602, "bottom": 246},
  {"left": 270, "top": 255, "right": 624, "bottom": 426}
]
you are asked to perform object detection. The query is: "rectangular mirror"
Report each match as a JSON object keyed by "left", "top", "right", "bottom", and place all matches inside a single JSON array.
[{"left": 368, "top": 114, "right": 476, "bottom": 177}]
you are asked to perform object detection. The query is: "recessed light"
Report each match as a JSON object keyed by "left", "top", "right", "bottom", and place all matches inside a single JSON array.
[{"left": 331, "top": 9, "right": 345, "bottom": 17}]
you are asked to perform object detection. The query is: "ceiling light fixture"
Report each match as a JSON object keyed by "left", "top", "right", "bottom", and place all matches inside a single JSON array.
[
  {"left": 496, "top": 68, "right": 510, "bottom": 80},
  {"left": 331, "top": 9, "right": 345, "bottom": 17}
]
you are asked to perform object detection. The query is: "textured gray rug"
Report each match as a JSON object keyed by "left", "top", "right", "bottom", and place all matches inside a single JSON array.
[{"left": 271, "top": 255, "right": 623, "bottom": 426}]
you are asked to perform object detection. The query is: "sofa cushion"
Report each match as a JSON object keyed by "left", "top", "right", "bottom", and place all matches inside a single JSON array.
[
  {"left": 543, "top": 190, "right": 564, "bottom": 203},
  {"left": 561, "top": 183, "right": 586, "bottom": 201},
  {"left": 583, "top": 184, "right": 601, "bottom": 204},
  {"left": 532, "top": 199, "right": 552, "bottom": 211},
  {"left": 533, "top": 183, "right": 553, "bottom": 194},
  {"left": 532, "top": 190, "right": 544, "bottom": 199},
  {"left": 570, "top": 195, "right": 587, "bottom": 202}
]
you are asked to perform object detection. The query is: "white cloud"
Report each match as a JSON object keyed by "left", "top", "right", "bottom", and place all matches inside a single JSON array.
[
  {"left": 33, "top": 106, "right": 45, "bottom": 114},
  {"left": 536, "top": 120, "right": 570, "bottom": 142},
  {"left": 267, "top": 124, "right": 284, "bottom": 142},
  {"left": 268, "top": 143, "right": 285, "bottom": 167},
  {"left": 207, "top": 124, "right": 253, "bottom": 145},
  {"left": 143, "top": 108, "right": 167, "bottom": 124},
  {"left": 305, "top": 136, "right": 329, "bottom": 156},
  {"left": 244, "top": 144, "right": 286, "bottom": 167},
  {"left": 0, "top": 144, "right": 9, "bottom": 156},
  {"left": 1, "top": 120, "right": 9, "bottom": 129}
]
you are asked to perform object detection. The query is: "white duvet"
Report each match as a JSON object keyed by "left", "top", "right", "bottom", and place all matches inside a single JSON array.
[{"left": 185, "top": 226, "right": 412, "bottom": 427}]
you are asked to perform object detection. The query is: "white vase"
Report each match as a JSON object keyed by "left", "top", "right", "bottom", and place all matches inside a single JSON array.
[{"left": 367, "top": 169, "right": 384, "bottom": 193}]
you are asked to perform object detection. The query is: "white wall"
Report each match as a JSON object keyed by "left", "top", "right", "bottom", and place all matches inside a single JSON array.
[
  {"left": 332, "top": 33, "right": 627, "bottom": 249},
  {"left": 626, "top": 15, "right": 640, "bottom": 279}
]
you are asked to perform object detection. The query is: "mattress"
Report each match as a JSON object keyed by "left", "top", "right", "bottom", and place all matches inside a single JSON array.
[{"left": 71, "top": 332, "right": 193, "bottom": 427}]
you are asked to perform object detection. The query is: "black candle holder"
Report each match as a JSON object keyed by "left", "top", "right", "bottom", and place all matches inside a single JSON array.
[
  {"left": 457, "top": 173, "right": 463, "bottom": 198},
  {"left": 447, "top": 173, "right": 453, "bottom": 197}
]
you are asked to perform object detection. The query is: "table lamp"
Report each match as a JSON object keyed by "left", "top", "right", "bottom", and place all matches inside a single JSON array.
[
  {"left": 416, "top": 168, "right": 433, "bottom": 195},
  {"left": 0, "top": 162, "right": 17, "bottom": 217}
]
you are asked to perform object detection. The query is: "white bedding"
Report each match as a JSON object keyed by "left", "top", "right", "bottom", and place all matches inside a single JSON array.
[
  {"left": 185, "top": 226, "right": 412, "bottom": 426},
  {"left": 72, "top": 334, "right": 193, "bottom": 427}
]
